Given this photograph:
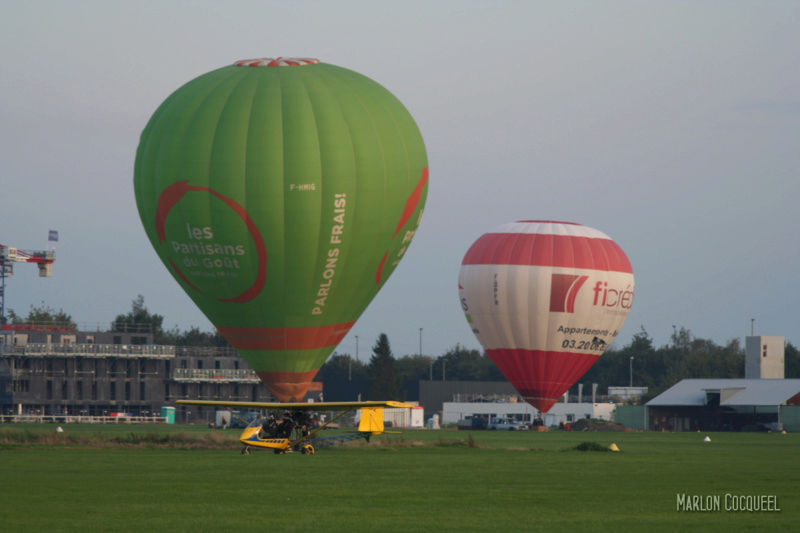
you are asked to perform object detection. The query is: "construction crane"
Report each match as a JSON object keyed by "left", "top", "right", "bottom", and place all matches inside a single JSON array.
[{"left": 0, "top": 244, "right": 55, "bottom": 325}]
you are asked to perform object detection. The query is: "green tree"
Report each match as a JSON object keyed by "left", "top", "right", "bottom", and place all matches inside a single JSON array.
[
  {"left": 395, "top": 353, "right": 435, "bottom": 399},
  {"left": 174, "top": 327, "right": 229, "bottom": 347},
  {"left": 367, "top": 333, "right": 401, "bottom": 400},
  {"left": 11, "top": 302, "right": 76, "bottom": 328},
  {"left": 671, "top": 325, "right": 693, "bottom": 352},
  {"left": 396, "top": 354, "right": 434, "bottom": 380},
  {"left": 317, "top": 353, "right": 368, "bottom": 401},
  {"left": 112, "top": 295, "right": 170, "bottom": 343},
  {"left": 433, "top": 344, "right": 505, "bottom": 381},
  {"left": 581, "top": 327, "right": 748, "bottom": 399},
  {"left": 784, "top": 342, "right": 799, "bottom": 378}
]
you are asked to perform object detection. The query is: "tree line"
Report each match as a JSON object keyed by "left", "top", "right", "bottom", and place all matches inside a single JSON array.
[
  {"left": 8, "top": 297, "right": 799, "bottom": 401},
  {"left": 5, "top": 295, "right": 228, "bottom": 346},
  {"left": 320, "top": 326, "right": 800, "bottom": 402}
]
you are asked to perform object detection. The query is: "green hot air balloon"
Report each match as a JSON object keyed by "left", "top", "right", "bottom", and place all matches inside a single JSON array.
[{"left": 134, "top": 57, "right": 428, "bottom": 401}]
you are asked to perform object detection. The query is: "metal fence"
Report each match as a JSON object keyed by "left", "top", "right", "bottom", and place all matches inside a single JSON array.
[
  {"left": 172, "top": 367, "right": 260, "bottom": 382},
  {"left": 0, "top": 343, "right": 176, "bottom": 358},
  {"left": 0, "top": 415, "right": 168, "bottom": 424}
]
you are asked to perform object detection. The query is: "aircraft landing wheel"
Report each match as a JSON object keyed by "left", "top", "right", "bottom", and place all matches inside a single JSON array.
[
  {"left": 302, "top": 444, "right": 315, "bottom": 455},
  {"left": 241, "top": 446, "right": 250, "bottom": 455}
]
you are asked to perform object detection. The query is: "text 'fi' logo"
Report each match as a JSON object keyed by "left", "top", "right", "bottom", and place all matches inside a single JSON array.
[{"left": 549, "top": 274, "right": 589, "bottom": 313}]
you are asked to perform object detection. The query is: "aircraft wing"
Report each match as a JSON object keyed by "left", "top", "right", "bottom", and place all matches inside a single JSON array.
[{"left": 175, "top": 399, "right": 415, "bottom": 411}]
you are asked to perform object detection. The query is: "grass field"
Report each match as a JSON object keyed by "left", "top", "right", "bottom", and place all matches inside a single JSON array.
[{"left": 0, "top": 425, "right": 796, "bottom": 532}]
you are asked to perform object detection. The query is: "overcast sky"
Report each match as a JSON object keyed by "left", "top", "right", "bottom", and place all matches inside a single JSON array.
[{"left": 1, "top": 1, "right": 798, "bottom": 360}]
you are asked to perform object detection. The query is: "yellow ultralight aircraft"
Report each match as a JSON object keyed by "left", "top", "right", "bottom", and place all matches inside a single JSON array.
[{"left": 176, "top": 400, "right": 413, "bottom": 455}]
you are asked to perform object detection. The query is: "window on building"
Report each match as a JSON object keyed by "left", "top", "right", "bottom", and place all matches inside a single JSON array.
[
  {"left": 140, "top": 381, "right": 145, "bottom": 400},
  {"left": 110, "top": 381, "right": 116, "bottom": 400},
  {"left": 113, "top": 336, "right": 122, "bottom": 345},
  {"left": 215, "top": 360, "right": 221, "bottom": 370},
  {"left": 125, "top": 382, "right": 131, "bottom": 401},
  {"left": 197, "top": 360, "right": 204, "bottom": 370},
  {"left": 47, "top": 380, "right": 53, "bottom": 400}
]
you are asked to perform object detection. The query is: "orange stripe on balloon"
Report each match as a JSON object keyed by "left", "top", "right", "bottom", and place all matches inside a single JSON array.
[
  {"left": 256, "top": 370, "right": 319, "bottom": 402},
  {"left": 217, "top": 322, "right": 355, "bottom": 351}
]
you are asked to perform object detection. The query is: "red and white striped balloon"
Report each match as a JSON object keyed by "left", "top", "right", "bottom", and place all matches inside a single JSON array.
[{"left": 458, "top": 221, "right": 634, "bottom": 412}]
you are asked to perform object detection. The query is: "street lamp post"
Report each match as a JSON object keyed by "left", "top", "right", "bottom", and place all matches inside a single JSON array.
[
  {"left": 351, "top": 335, "right": 357, "bottom": 381},
  {"left": 629, "top": 356, "right": 634, "bottom": 388}
]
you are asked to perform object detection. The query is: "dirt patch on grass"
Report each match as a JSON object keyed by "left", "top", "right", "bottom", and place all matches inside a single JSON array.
[
  {"left": 359, "top": 434, "right": 481, "bottom": 449},
  {"left": 569, "top": 418, "right": 630, "bottom": 432},
  {"left": 567, "top": 441, "right": 612, "bottom": 452}
]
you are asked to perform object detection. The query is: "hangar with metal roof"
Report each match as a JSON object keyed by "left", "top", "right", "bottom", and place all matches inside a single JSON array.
[{"left": 646, "top": 378, "right": 800, "bottom": 431}]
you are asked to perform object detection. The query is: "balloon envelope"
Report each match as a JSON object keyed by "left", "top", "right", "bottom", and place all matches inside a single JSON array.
[
  {"left": 134, "top": 58, "right": 428, "bottom": 401},
  {"left": 458, "top": 221, "right": 634, "bottom": 412}
]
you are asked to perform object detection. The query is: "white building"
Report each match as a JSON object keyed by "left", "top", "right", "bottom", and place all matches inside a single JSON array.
[
  {"left": 745, "top": 335, "right": 785, "bottom": 379},
  {"left": 443, "top": 400, "right": 616, "bottom": 427}
]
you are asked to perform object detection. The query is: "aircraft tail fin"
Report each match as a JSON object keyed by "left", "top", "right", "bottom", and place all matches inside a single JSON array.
[{"left": 357, "top": 407, "right": 385, "bottom": 434}]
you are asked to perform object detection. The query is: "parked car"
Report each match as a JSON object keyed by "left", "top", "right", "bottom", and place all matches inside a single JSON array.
[
  {"left": 488, "top": 417, "right": 527, "bottom": 431},
  {"left": 456, "top": 416, "right": 488, "bottom": 430}
]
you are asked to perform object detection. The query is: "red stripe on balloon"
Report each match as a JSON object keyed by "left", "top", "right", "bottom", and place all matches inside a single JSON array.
[
  {"left": 461, "top": 233, "right": 632, "bottom": 273},
  {"left": 155, "top": 181, "right": 191, "bottom": 242},
  {"left": 393, "top": 167, "right": 428, "bottom": 238},
  {"left": 565, "top": 275, "right": 588, "bottom": 313},
  {"left": 217, "top": 321, "right": 355, "bottom": 351},
  {"left": 168, "top": 259, "right": 200, "bottom": 292},
  {"left": 486, "top": 348, "right": 599, "bottom": 412},
  {"left": 375, "top": 252, "right": 388, "bottom": 285},
  {"left": 375, "top": 167, "right": 429, "bottom": 284}
]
